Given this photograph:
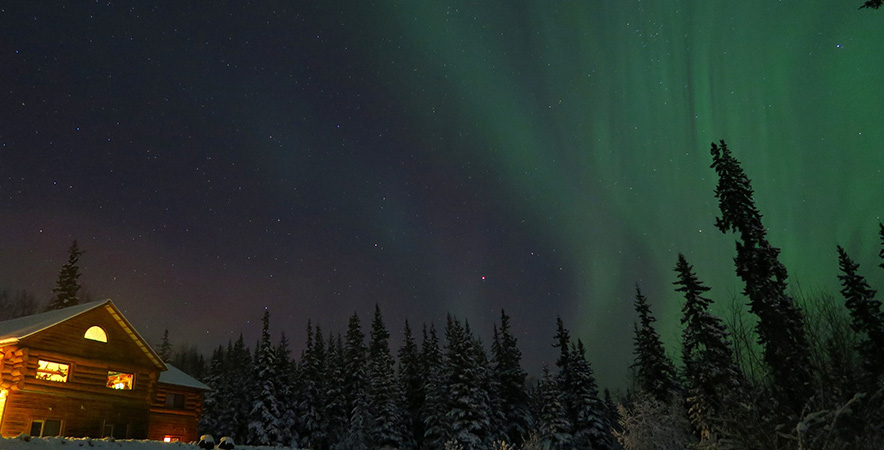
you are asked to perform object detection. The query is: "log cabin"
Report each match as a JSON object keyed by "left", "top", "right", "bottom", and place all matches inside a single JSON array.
[{"left": 0, "top": 299, "right": 208, "bottom": 442}]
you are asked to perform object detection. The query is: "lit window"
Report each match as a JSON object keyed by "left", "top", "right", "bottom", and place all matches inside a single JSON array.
[
  {"left": 164, "top": 436, "right": 181, "bottom": 443},
  {"left": 84, "top": 326, "right": 108, "bottom": 342},
  {"left": 30, "top": 419, "right": 62, "bottom": 437},
  {"left": 106, "top": 371, "right": 134, "bottom": 390},
  {"left": 36, "top": 360, "right": 69, "bottom": 382}
]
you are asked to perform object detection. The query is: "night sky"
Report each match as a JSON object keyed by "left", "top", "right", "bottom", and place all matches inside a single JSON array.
[{"left": 1, "top": 1, "right": 881, "bottom": 390}]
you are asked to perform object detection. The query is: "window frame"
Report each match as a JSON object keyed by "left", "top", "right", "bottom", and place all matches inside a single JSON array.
[
  {"left": 164, "top": 392, "right": 186, "bottom": 409},
  {"left": 35, "top": 360, "right": 71, "bottom": 383},
  {"left": 30, "top": 419, "right": 62, "bottom": 437},
  {"left": 84, "top": 326, "right": 108, "bottom": 343},
  {"left": 106, "top": 370, "right": 135, "bottom": 390}
]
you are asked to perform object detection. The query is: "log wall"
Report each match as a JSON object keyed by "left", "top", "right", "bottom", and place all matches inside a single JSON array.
[{"left": 0, "top": 305, "right": 163, "bottom": 438}]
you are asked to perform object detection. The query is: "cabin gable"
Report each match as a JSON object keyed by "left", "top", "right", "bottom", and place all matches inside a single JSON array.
[{"left": 16, "top": 304, "right": 162, "bottom": 371}]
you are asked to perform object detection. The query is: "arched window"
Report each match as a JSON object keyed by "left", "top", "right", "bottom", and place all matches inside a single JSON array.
[{"left": 84, "top": 326, "right": 107, "bottom": 343}]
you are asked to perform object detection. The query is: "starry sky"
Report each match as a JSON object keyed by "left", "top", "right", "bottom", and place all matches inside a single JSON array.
[{"left": 1, "top": 1, "right": 881, "bottom": 390}]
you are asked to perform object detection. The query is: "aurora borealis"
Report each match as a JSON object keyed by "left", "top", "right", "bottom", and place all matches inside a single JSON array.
[{"left": 1, "top": 1, "right": 881, "bottom": 390}]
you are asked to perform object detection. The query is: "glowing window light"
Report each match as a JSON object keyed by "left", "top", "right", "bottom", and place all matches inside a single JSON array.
[
  {"left": 84, "top": 326, "right": 108, "bottom": 343},
  {"left": 106, "top": 371, "right": 133, "bottom": 390},
  {"left": 36, "top": 360, "right": 70, "bottom": 382}
]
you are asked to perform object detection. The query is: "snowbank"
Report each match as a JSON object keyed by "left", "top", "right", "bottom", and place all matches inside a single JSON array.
[{"left": 0, "top": 436, "right": 303, "bottom": 450}]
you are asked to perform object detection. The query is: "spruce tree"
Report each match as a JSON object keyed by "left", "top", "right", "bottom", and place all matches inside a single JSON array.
[
  {"left": 491, "top": 310, "right": 531, "bottom": 445},
  {"left": 344, "top": 312, "right": 368, "bottom": 417},
  {"left": 199, "top": 345, "right": 227, "bottom": 435},
  {"left": 710, "top": 139, "right": 812, "bottom": 413},
  {"left": 837, "top": 245, "right": 883, "bottom": 385},
  {"left": 602, "top": 389, "right": 619, "bottom": 436},
  {"left": 274, "top": 333, "right": 299, "bottom": 447},
  {"left": 675, "top": 253, "right": 745, "bottom": 442},
  {"left": 569, "top": 340, "right": 613, "bottom": 450},
  {"left": 247, "top": 309, "right": 281, "bottom": 445},
  {"left": 443, "top": 316, "right": 492, "bottom": 449},
  {"left": 158, "top": 329, "right": 173, "bottom": 362},
  {"left": 469, "top": 326, "right": 499, "bottom": 447},
  {"left": 421, "top": 324, "right": 448, "bottom": 450},
  {"left": 325, "top": 334, "right": 349, "bottom": 447},
  {"left": 631, "top": 285, "right": 677, "bottom": 403},
  {"left": 551, "top": 318, "right": 611, "bottom": 449},
  {"left": 536, "top": 366, "right": 573, "bottom": 450},
  {"left": 228, "top": 334, "right": 253, "bottom": 441},
  {"left": 337, "top": 390, "right": 372, "bottom": 450},
  {"left": 367, "top": 305, "right": 407, "bottom": 449},
  {"left": 398, "top": 321, "right": 425, "bottom": 447},
  {"left": 297, "top": 321, "right": 327, "bottom": 449},
  {"left": 215, "top": 341, "right": 237, "bottom": 438},
  {"left": 46, "top": 240, "right": 84, "bottom": 311}
]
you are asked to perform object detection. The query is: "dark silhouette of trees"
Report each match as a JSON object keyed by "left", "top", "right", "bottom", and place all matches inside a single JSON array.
[
  {"left": 710, "top": 139, "right": 812, "bottom": 415},
  {"left": 0, "top": 288, "right": 39, "bottom": 320},
  {"left": 419, "top": 324, "right": 447, "bottom": 450},
  {"left": 631, "top": 285, "right": 677, "bottom": 403},
  {"left": 675, "top": 253, "right": 746, "bottom": 443},
  {"left": 536, "top": 366, "right": 573, "bottom": 450},
  {"left": 247, "top": 309, "right": 280, "bottom": 445},
  {"left": 398, "top": 321, "right": 425, "bottom": 447},
  {"left": 490, "top": 309, "right": 531, "bottom": 445},
  {"left": 46, "top": 240, "right": 84, "bottom": 311},
  {"left": 442, "top": 315, "right": 493, "bottom": 449},
  {"left": 366, "top": 305, "right": 407, "bottom": 449},
  {"left": 158, "top": 329, "right": 173, "bottom": 362},
  {"left": 836, "top": 245, "right": 883, "bottom": 386}
]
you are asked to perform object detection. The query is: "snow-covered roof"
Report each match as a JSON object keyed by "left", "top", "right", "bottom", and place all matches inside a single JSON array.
[
  {"left": 0, "top": 300, "right": 109, "bottom": 345},
  {"left": 158, "top": 364, "right": 210, "bottom": 390},
  {"left": 0, "top": 299, "right": 166, "bottom": 370}
]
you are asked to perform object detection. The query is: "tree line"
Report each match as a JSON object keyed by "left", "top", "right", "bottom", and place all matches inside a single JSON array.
[
  {"left": 6, "top": 138, "right": 882, "bottom": 449},
  {"left": 188, "top": 140, "right": 881, "bottom": 449}
]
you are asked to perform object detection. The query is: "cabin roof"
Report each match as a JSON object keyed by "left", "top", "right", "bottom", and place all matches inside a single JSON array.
[
  {"left": 158, "top": 364, "right": 210, "bottom": 390},
  {"left": 0, "top": 299, "right": 166, "bottom": 370}
]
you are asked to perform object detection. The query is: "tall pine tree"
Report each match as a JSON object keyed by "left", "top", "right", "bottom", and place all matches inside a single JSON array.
[
  {"left": 551, "top": 318, "right": 611, "bottom": 449},
  {"left": 675, "top": 254, "right": 745, "bottom": 443},
  {"left": 710, "top": 139, "right": 812, "bottom": 414},
  {"left": 569, "top": 340, "right": 613, "bottom": 450},
  {"left": 443, "top": 316, "right": 493, "bottom": 450},
  {"left": 247, "top": 308, "right": 281, "bottom": 445},
  {"left": 490, "top": 310, "right": 531, "bottom": 445},
  {"left": 274, "top": 333, "right": 299, "bottom": 447},
  {"left": 158, "top": 329, "right": 173, "bottom": 362},
  {"left": 366, "top": 305, "right": 407, "bottom": 449},
  {"left": 536, "top": 366, "right": 573, "bottom": 450},
  {"left": 325, "top": 333, "right": 349, "bottom": 447},
  {"left": 398, "top": 321, "right": 425, "bottom": 447},
  {"left": 46, "top": 240, "right": 84, "bottom": 311},
  {"left": 344, "top": 312, "right": 368, "bottom": 417},
  {"left": 296, "top": 321, "right": 327, "bottom": 449},
  {"left": 420, "top": 324, "right": 448, "bottom": 450},
  {"left": 199, "top": 345, "right": 227, "bottom": 436},
  {"left": 836, "top": 245, "right": 883, "bottom": 386},
  {"left": 631, "top": 285, "right": 677, "bottom": 403}
]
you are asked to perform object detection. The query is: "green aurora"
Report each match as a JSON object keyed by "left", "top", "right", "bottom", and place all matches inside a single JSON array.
[{"left": 346, "top": 0, "right": 883, "bottom": 386}]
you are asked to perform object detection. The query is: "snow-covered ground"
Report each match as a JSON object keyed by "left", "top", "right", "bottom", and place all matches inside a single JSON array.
[{"left": 0, "top": 436, "right": 301, "bottom": 450}]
